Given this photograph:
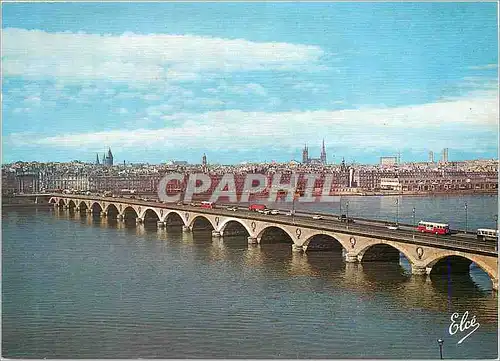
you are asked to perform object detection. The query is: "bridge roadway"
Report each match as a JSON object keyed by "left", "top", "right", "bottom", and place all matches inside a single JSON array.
[{"left": 48, "top": 194, "right": 498, "bottom": 290}]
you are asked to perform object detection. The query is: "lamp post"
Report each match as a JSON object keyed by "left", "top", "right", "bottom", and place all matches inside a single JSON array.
[
  {"left": 464, "top": 202, "right": 468, "bottom": 234},
  {"left": 495, "top": 214, "right": 498, "bottom": 252},
  {"left": 339, "top": 195, "right": 342, "bottom": 217},
  {"left": 395, "top": 199, "right": 399, "bottom": 226},
  {"left": 437, "top": 339, "right": 444, "bottom": 360},
  {"left": 292, "top": 193, "right": 296, "bottom": 225},
  {"left": 412, "top": 207, "right": 416, "bottom": 240},
  {"left": 346, "top": 201, "right": 350, "bottom": 230}
]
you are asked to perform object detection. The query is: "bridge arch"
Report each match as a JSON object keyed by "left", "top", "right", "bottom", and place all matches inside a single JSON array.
[
  {"left": 105, "top": 203, "right": 120, "bottom": 217},
  {"left": 163, "top": 210, "right": 187, "bottom": 226},
  {"left": 357, "top": 241, "right": 414, "bottom": 264},
  {"left": 68, "top": 199, "right": 77, "bottom": 208},
  {"left": 77, "top": 200, "right": 89, "bottom": 210},
  {"left": 302, "top": 232, "right": 346, "bottom": 252},
  {"left": 103, "top": 202, "right": 115, "bottom": 213},
  {"left": 138, "top": 207, "right": 162, "bottom": 221},
  {"left": 91, "top": 201, "right": 103, "bottom": 213},
  {"left": 48, "top": 197, "right": 57, "bottom": 204},
  {"left": 189, "top": 215, "right": 216, "bottom": 231},
  {"left": 218, "top": 217, "right": 252, "bottom": 237},
  {"left": 424, "top": 252, "right": 497, "bottom": 281},
  {"left": 122, "top": 206, "right": 139, "bottom": 220},
  {"left": 141, "top": 208, "right": 161, "bottom": 222},
  {"left": 256, "top": 225, "right": 295, "bottom": 244}
]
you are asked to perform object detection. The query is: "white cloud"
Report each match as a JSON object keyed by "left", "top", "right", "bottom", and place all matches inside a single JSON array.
[
  {"left": 9, "top": 90, "right": 497, "bottom": 153},
  {"left": 292, "top": 81, "right": 329, "bottom": 94},
  {"left": 12, "top": 107, "right": 31, "bottom": 114},
  {"left": 3, "top": 28, "right": 325, "bottom": 84},
  {"left": 115, "top": 107, "right": 129, "bottom": 114},
  {"left": 23, "top": 95, "right": 42, "bottom": 105},
  {"left": 203, "top": 82, "right": 267, "bottom": 96},
  {"left": 468, "top": 64, "right": 498, "bottom": 70}
]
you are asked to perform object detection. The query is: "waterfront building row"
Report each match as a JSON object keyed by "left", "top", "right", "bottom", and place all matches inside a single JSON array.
[{"left": 3, "top": 167, "right": 497, "bottom": 197}]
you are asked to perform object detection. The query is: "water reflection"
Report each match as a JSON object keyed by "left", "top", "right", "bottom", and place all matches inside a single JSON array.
[
  {"left": 287, "top": 251, "right": 313, "bottom": 276},
  {"left": 39, "top": 208, "right": 499, "bottom": 325},
  {"left": 244, "top": 244, "right": 264, "bottom": 268}
]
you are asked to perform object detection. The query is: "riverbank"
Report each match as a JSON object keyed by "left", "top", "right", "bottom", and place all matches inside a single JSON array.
[
  {"left": 336, "top": 189, "right": 498, "bottom": 197},
  {"left": 2, "top": 195, "right": 52, "bottom": 207}
]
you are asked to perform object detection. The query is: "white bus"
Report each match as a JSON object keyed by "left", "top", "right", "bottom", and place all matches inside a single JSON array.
[{"left": 476, "top": 228, "right": 499, "bottom": 241}]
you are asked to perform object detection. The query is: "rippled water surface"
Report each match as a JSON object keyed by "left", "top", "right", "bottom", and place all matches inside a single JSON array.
[{"left": 2, "top": 203, "right": 498, "bottom": 359}]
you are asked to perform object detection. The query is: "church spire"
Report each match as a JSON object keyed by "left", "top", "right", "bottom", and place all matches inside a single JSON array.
[{"left": 320, "top": 139, "right": 327, "bottom": 164}]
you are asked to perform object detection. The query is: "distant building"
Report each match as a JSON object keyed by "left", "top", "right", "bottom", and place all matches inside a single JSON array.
[
  {"left": 302, "top": 140, "right": 327, "bottom": 165},
  {"left": 302, "top": 144, "right": 309, "bottom": 164},
  {"left": 100, "top": 148, "right": 114, "bottom": 167},
  {"left": 380, "top": 156, "right": 398, "bottom": 166},
  {"left": 380, "top": 177, "right": 401, "bottom": 191},
  {"left": 172, "top": 161, "right": 188, "bottom": 166},
  {"left": 429, "top": 151, "right": 434, "bottom": 163},
  {"left": 442, "top": 148, "right": 449, "bottom": 163},
  {"left": 320, "top": 140, "right": 327, "bottom": 164}
]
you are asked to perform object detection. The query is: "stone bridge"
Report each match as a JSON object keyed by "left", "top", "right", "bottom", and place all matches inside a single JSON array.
[{"left": 49, "top": 195, "right": 499, "bottom": 290}]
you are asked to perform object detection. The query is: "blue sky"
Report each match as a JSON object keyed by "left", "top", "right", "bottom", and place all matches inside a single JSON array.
[{"left": 2, "top": 2, "right": 498, "bottom": 164}]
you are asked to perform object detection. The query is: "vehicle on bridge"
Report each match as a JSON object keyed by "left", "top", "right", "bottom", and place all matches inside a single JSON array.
[
  {"left": 386, "top": 223, "right": 400, "bottom": 230},
  {"left": 200, "top": 201, "right": 215, "bottom": 209},
  {"left": 312, "top": 215, "right": 323, "bottom": 220},
  {"left": 249, "top": 204, "right": 267, "bottom": 212},
  {"left": 477, "top": 228, "right": 499, "bottom": 241},
  {"left": 417, "top": 221, "right": 450, "bottom": 235},
  {"left": 338, "top": 214, "right": 354, "bottom": 223}
]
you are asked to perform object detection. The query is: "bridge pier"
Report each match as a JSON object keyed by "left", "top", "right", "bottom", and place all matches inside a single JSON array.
[
  {"left": 116, "top": 214, "right": 124, "bottom": 221},
  {"left": 345, "top": 253, "right": 359, "bottom": 263},
  {"left": 247, "top": 236, "right": 258, "bottom": 244},
  {"left": 291, "top": 244, "right": 303, "bottom": 252},
  {"left": 182, "top": 225, "right": 192, "bottom": 232},
  {"left": 411, "top": 265, "right": 427, "bottom": 275},
  {"left": 492, "top": 278, "right": 498, "bottom": 292},
  {"left": 100, "top": 211, "right": 107, "bottom": 217},
  {"left": 157, "top": 221, "right": 166, "bottom": 228},
  {"left": 212, "top": 230, "right": 222, "bottom": 238},
  {"left": 136, "top": 217, "right": 143, "bottom": 224}
]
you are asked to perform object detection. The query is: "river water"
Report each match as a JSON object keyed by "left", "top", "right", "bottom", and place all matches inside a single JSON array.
[{"left": 2, "top": 195, "right": 498, "bottom": 359}]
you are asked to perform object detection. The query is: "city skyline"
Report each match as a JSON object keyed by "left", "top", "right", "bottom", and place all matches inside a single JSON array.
[{"left": 2, "top": 2, "right": 499, "bottom": 164}]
